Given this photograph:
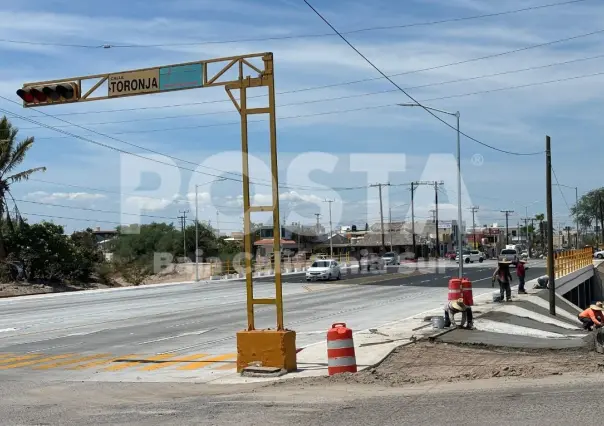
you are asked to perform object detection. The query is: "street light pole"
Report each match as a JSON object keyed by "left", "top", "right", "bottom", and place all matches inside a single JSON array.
[
  {"left": 398, "top": 104, "right": 463, "bottom": 278},
  {"left": 195, "top": 185, "right": 199, "bottom": 282}
]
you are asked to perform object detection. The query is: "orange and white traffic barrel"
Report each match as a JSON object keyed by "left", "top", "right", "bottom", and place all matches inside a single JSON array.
[
  {"left": 327, "top": 323, "right": 357, "bottom": 375},
  {"left": 461, "top": 278, "right": 474, "bottom": 306},
  {"left": 448, "top": 278, "right": 462, "bottom": 301}
]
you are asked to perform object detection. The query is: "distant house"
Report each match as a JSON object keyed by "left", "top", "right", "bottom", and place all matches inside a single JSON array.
[{"left": 92, "top": 227, "right": 119, "bottom": 259}]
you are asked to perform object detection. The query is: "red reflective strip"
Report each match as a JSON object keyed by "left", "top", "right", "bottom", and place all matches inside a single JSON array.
[
  {"left": 328, "top": 347, "right": 356, "bottom": 358},
  {"left": 328, "top": 365, "right": 357, "bottom": 375}
]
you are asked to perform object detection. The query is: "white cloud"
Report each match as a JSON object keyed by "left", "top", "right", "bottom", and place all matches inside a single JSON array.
[
  {"left": 25, "top": 191, "right": 106, "bottom": 203},
  {"left": 123, "top": 196, "right": 174, "bottom": 211}
]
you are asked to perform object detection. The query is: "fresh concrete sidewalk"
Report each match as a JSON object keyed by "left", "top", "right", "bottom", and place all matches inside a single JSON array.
[{"left": 215, "top": 276, "right": 591, "bottom": 385}]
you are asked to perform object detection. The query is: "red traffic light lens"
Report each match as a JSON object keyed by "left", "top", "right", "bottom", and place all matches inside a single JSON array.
[
  {"left": 30, "top": 88, "right": 47, "bottom": 102},
  {"left": 16, "top": 89, "right": 34, "bottom": 103}
]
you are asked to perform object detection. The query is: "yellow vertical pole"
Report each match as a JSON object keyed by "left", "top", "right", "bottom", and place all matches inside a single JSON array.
[
  {"left": 266, "top": 53, "right": 284, "bottom": 331},
  {"left": 240, "top": 81, "right": 255, "bottom": 331}
]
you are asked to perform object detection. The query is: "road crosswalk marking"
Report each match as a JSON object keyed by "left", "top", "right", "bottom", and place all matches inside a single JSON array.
[
  {"left": 139, "top": 353, "right": 208, "bottom": 371},
  {"left": 68, "top": 354, "right": 139, "bottom": 370},
  {"left": 0, "top": 352, "right": 236, "bottom": 372},
  {"left": 33, "top": 353, "right": 112, "bottom": 370},
  {"left": 104, "top": 353, "right": 175, "bottom": 372},
  {"left": 177, "top": 353, "right": 236, "bottom": 370},
  {"left": 0, "top": 354, "right": 75, "bottom": 370}
]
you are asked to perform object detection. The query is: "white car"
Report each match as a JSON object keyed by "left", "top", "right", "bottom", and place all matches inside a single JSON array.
[
  {"left": 381, "top": 251, "right": 400, "bottom": 265},
  {"left": 456, "top": 250, "right": 484, "bottom": 264},
  {"left": 595, "top": 250, "right": 604, "bottom": 259},
  {"left": 306, "top": 259, "right": 341, "bottom": 281},
  {"left": 499, "top": 248, "right": 518, "bottom": 265}
]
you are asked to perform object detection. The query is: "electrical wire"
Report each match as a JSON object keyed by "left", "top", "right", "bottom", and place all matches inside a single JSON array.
[
  {"left": 15, "top": 198, "right": 245, "bottom": 225},
  {"left": 27, "top": 27, "right": 604, "bottom": 119},
  {"left": 551, "top": 166, "right": 572, "bottom": 211},
  {"left": 17, "top": 52, "right": 604, "bottom": 131},
  {"left": 0, "top": 103, "right": 370, "bottom": 193},
  {"left": 302, "top": 0, "right": 552, "bottom": 156},
  {"left": 0, "top": 0, "right": 588, "bottom": 49},
  {"left": 23, "top": 66, "right": 604, "bottom": 144}
]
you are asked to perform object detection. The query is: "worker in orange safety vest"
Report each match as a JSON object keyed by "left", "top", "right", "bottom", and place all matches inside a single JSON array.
[{"left": 578, "top": 302, "right": 604, "bottom": 331}]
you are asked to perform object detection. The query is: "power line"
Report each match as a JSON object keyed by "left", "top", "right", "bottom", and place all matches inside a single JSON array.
[
  {"left": 14, "top": 198, "right": 245, "bottom": 225},
  {"left": 306, "top": 1, "right": 548, "bottom": 155},
  {"left": 0, "top": 102, "right": 369, "bottom": 193},
  {"left": 551, "top": 166, "right": 571, "bottom": 211},
  {"left": 18, "top": 25, "right": 604, "bottom": 119},
  {"left": 0, "top": 0, "right": 588, "bottom": 49},
  {"left": 19, "top": 68, "right": 604, "bottom": 154},
  {"left": 18, "top": 52, "right": 604, "bottom": 131}
]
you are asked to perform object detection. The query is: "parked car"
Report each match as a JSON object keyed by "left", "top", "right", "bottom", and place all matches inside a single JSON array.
[
  {"left": 306, "top": 259, "right": 341, "bottom": 281},
  {"left": 594, "top": 249, "right": 604, "bottom": 259},
  {"left": 456, "top": 250, "right": 484, "bottom": 264},
  {"left": 381, "top": 251, "right": 400, "bottom": 265}
]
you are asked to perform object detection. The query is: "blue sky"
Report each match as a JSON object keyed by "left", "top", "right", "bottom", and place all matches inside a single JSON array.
[{"left": 1, "top": 0, "right": 600, "bottom": 234}]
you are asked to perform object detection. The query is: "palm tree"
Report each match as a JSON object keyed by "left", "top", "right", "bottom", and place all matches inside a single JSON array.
[
  {"left": 0, "top": 116, "right": 46, "bottom": 259},
  {"left": 534, "top": 213, "right": 545, "bottom": 251}
]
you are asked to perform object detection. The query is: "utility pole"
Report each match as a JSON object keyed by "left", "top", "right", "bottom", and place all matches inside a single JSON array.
[
  {"left": 389, "top": 207, "right": 393, "bottom": 251},
  {"left": 522, "top": 217, "right": 532, "bottom": 256},
  {"left": 500, "top": 210, "right": 514, "bottom": 245},
  {"left": 434, "top": 181, "right": 443, "bottom": 258},
  {"left": 314, "top": 213, "right": 321, "bottom": 235},
  {"left": 412, "top": 181, "right": 444, "bottom": 258},
  {"left": 469, "top": 206, "right": 479, "bottom": 248},
  {"left": 216, "top": 211, "right": 220, "bottom": 237},
  {"left": 410, "top": 182, "right": 416, "bottom": 258},
  {"left": 370, "top": 183, "right": 390, "bottom": 251},
  {"left": 429, "top": 210, "right": 436, "bottom": 223},
  {"left": 178, "top": 210, "right": 189, "bottom": 261},
  {"left": 546, "top": 135, "right": 556, "bottom": 315},
  {"left": 323, "top": 199, "right": 334, "bottom": 258}
]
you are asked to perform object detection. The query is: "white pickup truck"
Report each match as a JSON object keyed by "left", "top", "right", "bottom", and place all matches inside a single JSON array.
[{"left": 456, "top": 249, "right": 484, "bottom": 264}]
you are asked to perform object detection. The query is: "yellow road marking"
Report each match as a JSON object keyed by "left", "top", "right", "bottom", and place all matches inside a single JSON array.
[
  {"left": 140, "top": 353, "right": 209, "bottom": 371},
  {"left": 68, "top": 354, "right": 138, "bottom": 370},
  {"left": 33, "top": 353, "right": 112, "bottom": 370},
  {"left": 213, "top": 362, "right": 237, "bottom": 370},
  {"left": 0, "top": 353, "right": 15, "bottom": 359},
  {"left": 177, "top": 353, "right": 236, "bottom": 371},
  {"left": 0, "top": 354, "right": 45, "bottom": 364},
  {"left": 104, "top": 354, "right": 175, "bottom": 372},
  {"left": 0, "top": 354, "right": 76, "bottom": 369}
]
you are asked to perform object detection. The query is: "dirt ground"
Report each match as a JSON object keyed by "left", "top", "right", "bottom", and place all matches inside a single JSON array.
[{"left": 282, "top": 341, "right": 604, "bottom": 387}]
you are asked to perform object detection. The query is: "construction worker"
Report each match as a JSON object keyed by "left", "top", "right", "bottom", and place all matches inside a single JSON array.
[
  {"left": 534, "top": 275, "right": 549, "bottom": 289},
  {"left": 444, "top": 298, "right": 473, "bottom": 329},
  {"left": 492, "top": 259, "right": 513, "bottom": 302},
  {"left": 578, "top": 302, "right": 604, "bottom": 331},
  {"left": 516, "top": 259, "right": 527, "bottom": 294}
]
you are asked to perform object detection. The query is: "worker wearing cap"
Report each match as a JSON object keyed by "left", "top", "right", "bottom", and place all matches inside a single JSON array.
[
  {"left": 578, "top": 302, "right": 604, "bottom": 331},
  {"left": 444, "top": 298, "right": 473, "bottom": 329}
]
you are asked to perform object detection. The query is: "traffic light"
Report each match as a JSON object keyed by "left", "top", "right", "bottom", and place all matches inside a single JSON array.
[{"left": 16, "top": 82, "right": 79, "bottom": 106}]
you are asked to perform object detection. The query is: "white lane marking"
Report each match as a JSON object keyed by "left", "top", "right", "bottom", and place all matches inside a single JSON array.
[
  {"left": 137, "top": 329, "right": 211, "bottom": 345},
  {"left": 0, "top": 328, "right": 16, "bottom": 333}
]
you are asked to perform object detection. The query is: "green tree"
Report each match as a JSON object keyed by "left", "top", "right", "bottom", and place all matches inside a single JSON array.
[
  {"left": 572, "top": 188, "right": 604, "bottom": 242},
  {"left": 5, "top": 221, "right": 84, "bottom": 282},
  {"left": 0, "top": 116, "right": 46, "bottom": 259}
]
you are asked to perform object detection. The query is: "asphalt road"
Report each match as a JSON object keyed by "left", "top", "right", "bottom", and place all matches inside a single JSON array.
[
  {"left": 0, "top": 259, "right": 545, "bottom": 383},
  {"left": 0, "top": 373, "right": 596, "bottom": 424}
]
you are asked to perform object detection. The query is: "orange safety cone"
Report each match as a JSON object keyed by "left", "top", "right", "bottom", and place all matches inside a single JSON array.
[{"left": 327, "top": 323, "right": 357, "bottom": 375}]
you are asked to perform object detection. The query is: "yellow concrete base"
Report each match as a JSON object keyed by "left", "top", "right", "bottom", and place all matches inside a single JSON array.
[{"left": 236, "top": 329, "right": 297, "bottom": 373}]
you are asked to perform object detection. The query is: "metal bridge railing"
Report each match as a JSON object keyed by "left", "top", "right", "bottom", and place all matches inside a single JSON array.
[{"left": 553, "top": 247, "right": 593, "bottom": 279}]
